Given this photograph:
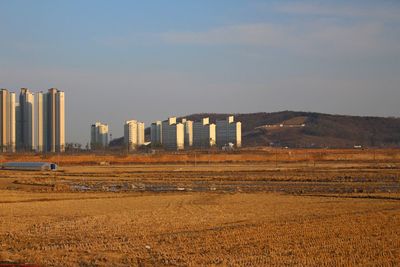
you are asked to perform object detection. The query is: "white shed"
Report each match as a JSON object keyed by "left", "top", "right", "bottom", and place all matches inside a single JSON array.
[{"left": 1, "top": 162, "right": 58, "bottom": 171}]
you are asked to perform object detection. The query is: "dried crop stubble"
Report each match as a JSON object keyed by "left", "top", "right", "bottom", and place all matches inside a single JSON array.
[{"left": 0, "top": 192, "right": 399, "bottom": 266}]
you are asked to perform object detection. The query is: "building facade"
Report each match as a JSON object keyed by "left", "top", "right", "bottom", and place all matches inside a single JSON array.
[
  {"left": 90, "top": 122, "right": 109, "bottom": 149},
  {"left": 137, "top": 121, "right": 145, "bottom": 146},
  {"left": 150, "top": 121, "right": 162, "bottom": 147},
  {"left": 0, "top": 89, "right": 16, "bottom": 152},
  {"left": 17, "top": 88, "right": 35, "bottom": 151},
  {"left": 162, "top": 117, "right": 184, "bottom": 150},
  {"left": 124, "top": 120, "right": 145, "bottom": 151},
  {"left": 15, "top": 103, "right": 20, "bottom": 150},
  {"left": 181, "top": 118, "right": 193, "bottom": 147},
  {"left": 0, "top": 88, "right": 65, "bottom": 153},
  {"left": 193, "top": 117, "right": 216, "bottom": 148},
  {"left": 36, "top": 92, "right": 44, "bottom": 152},
  {"left": 216, "top": 116, "right": 242, "bottom": 148},
  {"left": 43, "top": 88, "right": 65, "bottom": 152}
]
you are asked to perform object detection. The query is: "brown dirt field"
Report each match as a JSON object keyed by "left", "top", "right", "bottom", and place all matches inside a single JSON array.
[
  {"left": 0, "top": 148, "right": 399, "bottom": 165},
  {"left": 0, "top": 152, "right": 399, "bottom": 266}
]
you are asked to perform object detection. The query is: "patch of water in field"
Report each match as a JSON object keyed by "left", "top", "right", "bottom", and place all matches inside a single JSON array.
[{"left": 68, "top": 180, "right": 400, "bottom": 194}]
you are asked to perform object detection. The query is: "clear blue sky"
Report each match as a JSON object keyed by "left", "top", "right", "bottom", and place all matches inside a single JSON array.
[{"left": 1, "top": 0, "right": 399, "bottom": 144}]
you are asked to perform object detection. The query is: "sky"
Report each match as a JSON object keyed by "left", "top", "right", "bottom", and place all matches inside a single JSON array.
[{"left": 0, "top": 0, "right": 399, "bottom": 145}]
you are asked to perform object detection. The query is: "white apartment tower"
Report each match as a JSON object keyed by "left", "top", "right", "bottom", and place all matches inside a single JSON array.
[
  {"left": 90, "top": 122, "right": 109, "bottom": 149},
  {"left": 150, "top": 121, "right": 162, "bottom": 147},
  {"left": 216, "top": 116, "right": 242, "bottom": 148},
  {"left": 0, "top": 89, "right": 16, "bottom": 152},
  {"left": 124, "top": 120, "right": 145, "bottom": 151},
  {"left": 162, "top": 117, "right": 184, "bottom": 150},
  {"left": 181, "top": 118, "right": 193, "bottom": 147},
  {"left": 15, "top": 103, "right": 20, "bottom": 150},
  {"left": 43, "top": 88, "right": 65, "bottom": 152},
  {"left": 17, "top": 88, "right": 35, "bottom": 151},
  {"left": 0, "top": 88, "right": 65, "bottom": 153},
  {"left": 193, "top": 117, "right": 216, "bottom": 148},
  {"left": 35, "top": 92, "right": 44, "bottom": 152}
]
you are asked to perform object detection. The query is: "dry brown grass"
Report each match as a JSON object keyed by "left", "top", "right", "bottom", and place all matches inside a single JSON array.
[
  {"left": 0, "top": 154, "right": 399, "bottom": 266},
  {"left": 0, "top": 148, "right": 399, "bottom": 165},
  {"left": 0, "top": 192, "right": 399, "bottom": 266}
]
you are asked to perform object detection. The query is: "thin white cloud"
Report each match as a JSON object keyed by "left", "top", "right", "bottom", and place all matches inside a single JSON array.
[
  {"left": 96, "top": 2, "right": 399, "bottom": 58},
  {"left": 161, "top": 23, "right": 289, "bottom": 46},
  {"left": 159, "top": 1, "right": 400, "bottom": 57},
  {"left": 160, "top": 20, "right": 397, "bottom": 57},
  {"left": 276, "top": 2, "right": 400, "bottom": 21}
]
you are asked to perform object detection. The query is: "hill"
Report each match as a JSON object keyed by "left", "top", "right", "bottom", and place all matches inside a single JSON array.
[{"left": 110, "top": 111, "right": 400, "bottom": 148}]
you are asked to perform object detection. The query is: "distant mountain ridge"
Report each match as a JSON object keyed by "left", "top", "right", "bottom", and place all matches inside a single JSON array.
[{"left": 110, "top": 111, "right": 400, "bottom": 148}]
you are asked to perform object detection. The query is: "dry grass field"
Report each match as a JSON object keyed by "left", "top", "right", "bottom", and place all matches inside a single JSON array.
[
  {"left": 1, "top": 148, "right": 399, "bottom": 165},
  {"left": 0, "top": 149, "right": 399, "bottom": 266}
]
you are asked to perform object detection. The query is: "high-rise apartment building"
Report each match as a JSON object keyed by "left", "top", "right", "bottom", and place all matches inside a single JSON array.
[
  {"left": 42, "top": 88, "right": 65, "bottom": 152},
  {"left": 162, "top": 117, "right": 184, "bottom": 150},
  {"left": 0, "top": 89, "right": 16, "bottom": 152},
  {"left": 193, "top": 117, "right": 216, "bottom": 148},
  {"left": 137, "top": 121, "right": 145, "bottom": 145},
  {"left": 216, "top": 116, "right": 241, "bottom": 148},
  {"left": 124, "top": 120, "right": 145, "bottom": 151},
  {"left": 17, "top": 88, "right": 35, "bottom": 151},
  {"left": 35, "top": 92, "right": 44, "bottom": 152},
  {"left": 150, "top": 121, "right": 162, "bottom": 147},
  {"left": 90, "top": 122, "right": 109, "bottom": 149},
  {"left": 15, "top": 103, "right": 20, "bottom": 150},
  {"left": 181, "top": 118, "right": 193, "bottom": 147},
  {"left": 0, "top": 88, "right": 65, "bottom": 153}
]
